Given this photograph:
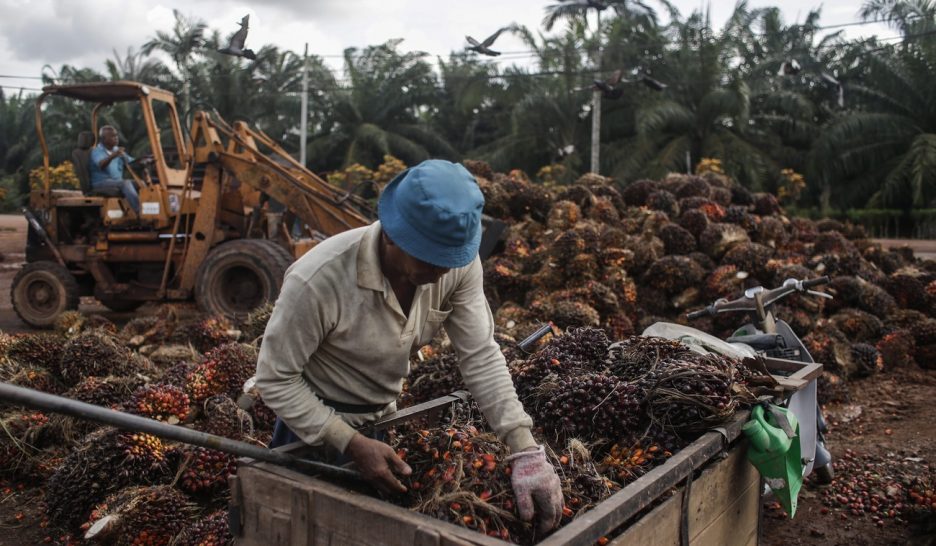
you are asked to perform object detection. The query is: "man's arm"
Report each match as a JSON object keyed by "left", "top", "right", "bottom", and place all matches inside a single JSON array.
[
  {"left": 94, "top": 147, "right": 126, "bottom": 170},
  {"left": 254, "top": 273, "right": 358, "bottom": 451},
  {"left": 443, "top": 257, "right": 536, "bottom": 453}
]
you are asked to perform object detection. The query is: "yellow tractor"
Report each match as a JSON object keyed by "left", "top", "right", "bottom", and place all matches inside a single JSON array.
[{"left": 13, "top": 81, "right": 374, "bottom": 327}]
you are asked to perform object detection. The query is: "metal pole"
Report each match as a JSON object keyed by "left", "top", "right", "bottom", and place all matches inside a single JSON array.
[
  {"left": 590, "top": 11, "right": 603, "bottom": 174},
  {"left": 300, "top": 43, "right": 309, "bottom": 167},
  {"left": 0, "top": 382, "right": 363, "bottom": 483}
]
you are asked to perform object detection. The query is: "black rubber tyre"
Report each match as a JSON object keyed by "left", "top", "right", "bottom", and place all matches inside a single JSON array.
[
  {"left": 194, "top": 239, "right": 294, "bottom": 319},
  {"left": 11, "top": 261, "right": 80, "bottom": 328},
  {"left": 812, "top": 463, "right": 834, "bottom": 485}
]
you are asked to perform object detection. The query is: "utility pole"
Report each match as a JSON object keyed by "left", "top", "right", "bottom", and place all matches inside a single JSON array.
[
  {"left": 300, "top": 43, "right": 309, "bottom": 167},
  {"left": 589, "top": 10, "right": 603, "bottom": 174}
]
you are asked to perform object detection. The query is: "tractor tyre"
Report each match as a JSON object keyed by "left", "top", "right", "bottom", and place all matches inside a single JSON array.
[
  {"left": 11, "top": 261, "right": 80, "bottom": 328},
  {"left": 194, "top": 239, "right": 294, "bottom": 320}
]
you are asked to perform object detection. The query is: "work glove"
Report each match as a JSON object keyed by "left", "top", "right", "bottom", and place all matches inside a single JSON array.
[{"left": 507, "top": 445, "right": 564, "bottom": 533}]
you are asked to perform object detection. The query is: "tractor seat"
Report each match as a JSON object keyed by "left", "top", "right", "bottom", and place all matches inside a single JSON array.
[{"left": 71, "top": 131, "right": 123, "bottom": 198}]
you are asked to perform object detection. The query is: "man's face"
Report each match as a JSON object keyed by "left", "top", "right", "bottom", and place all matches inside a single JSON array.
[
  {"left": 399, "top": 252, "right": 450, "bottom": 286},
  {"left": 101, "top": 129, "right": 119, "bottom": 148}
]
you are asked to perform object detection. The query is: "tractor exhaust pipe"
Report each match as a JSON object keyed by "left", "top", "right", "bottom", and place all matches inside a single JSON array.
[{"left": 0, "top": 382, "right": 364, "bottom": 483}]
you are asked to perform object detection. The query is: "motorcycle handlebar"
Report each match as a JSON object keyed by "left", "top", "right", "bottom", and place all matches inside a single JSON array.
[
  {"left": 685, "top": 276, "right": 831, "bottom": 320},
  {"left": 802, "top": 275, "right": 830, "bottom": 288}
]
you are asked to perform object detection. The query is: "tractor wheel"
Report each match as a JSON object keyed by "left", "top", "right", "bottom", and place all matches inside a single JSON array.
[
  {"left": 194, "top": 239, "right": 294, "bottom": 319},
  {"left": 11, "top": 261, "right": 80, "bottom": 328}
]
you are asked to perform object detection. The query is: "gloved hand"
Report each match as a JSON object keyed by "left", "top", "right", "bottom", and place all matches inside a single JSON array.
[{"left": 507, "top": 445, "right": 564, "bottom": 533}]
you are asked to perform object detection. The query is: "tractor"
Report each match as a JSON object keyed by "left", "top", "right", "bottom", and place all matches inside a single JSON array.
[{"left": 13, "top": 80, "right": 374, "bottom": 327}]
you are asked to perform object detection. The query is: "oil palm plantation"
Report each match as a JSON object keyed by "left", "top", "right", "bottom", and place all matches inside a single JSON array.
[
  {"left": 306, "top": 40, "right": 455, "bottom": 171},
  {"left": 614, "top": 7, "right": 776, "bottom": 189},
  {"left": 142, "top": 9, "right": 208, "bottom": 121}
]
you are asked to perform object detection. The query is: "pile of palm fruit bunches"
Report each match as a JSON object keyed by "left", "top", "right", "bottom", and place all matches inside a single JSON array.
[{"left": 0, "top": 160, "right": 933, "bottom": 544}]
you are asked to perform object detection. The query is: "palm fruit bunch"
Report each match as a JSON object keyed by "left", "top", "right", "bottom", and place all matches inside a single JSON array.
[
  {"left": 607, "top": 335, "right": 693, "bottom": 383},
  {"left": 53, "top": 310, "right": 87, "bottom": 338},
  {"left": 658, "top": 223, "right": 697, "bottom": 256},
  {"left": 196, "top": 395, "right": 253, "bottom": 440},
  {"left": 81, "top": 485, "right": 196, "bottom": 546},
  {"left": 550, "top": 300, "right": 601, "bottom": 328},
  {"left": 64, "top": 375, "right": 142, "bottom": 408},
  {"left": 177, "top": 446, "right": 237, "bottom": 496},
  {"left": 393, "top": 422, "right": 524, "bottom": 543},
  {"left": 643, "top": 255, "right": 706, "bottom": 296},
  {"left": 546, "top": 200, "right": 581, "bottom": 230},
  {"left": 816, "top": 372, "right": 849, "bottom": 404},
  {"left": 910, "top": 319, "right": 936, "bottom": 369},
  {"left": 0, "top": 410, "right": 50, "bottom": 477},
  {"left": 803, "top": 324, "right": 856, "bottom": 377},
  {"left": 646, "top": 189, "right": 679, "bottom": 216},
  {"left": 830, "top": 308, "right": 884, "bottom": 343},
  {"left": 484, "top": 257, "right": 530, "bottom": 305},
  {"left": 641, "top": 353, "right": 738, "bottom": 436},
  {"left": 185, "top": 343, "right": 257, "bottom": 403},
  {"left": 876, "top": 329, "right": 916, "bottom": 368},
  {"left": 698, "top": 223, "right": 749, "bottom": 259},
  {"left": 181, "top": 315, "right": 237, "bottom": 353},
  {"left": 46, "top": 428, "right": 170, "bottom": 531},
  {"left": 530, "top": 372, "right": 642, "bottom": 441},
  {"left": 704, "top": 265, "right": 747, "bottom": 300},
  {"left": 5, "top": 332, "right": 63, "bottom": 374},
  {"left": 404, "top": 351, "right": 465, "bottom": 406},
  {"left": 550, "top": 440, "right": 620, "bottom": 526},
  {"left": 721, "top": 242, "right": 775, "bottom": 281},
  {"left": 171, "top": 509, "right": 233, "bottom": 546},
  {"left": 59, "top": 330, "right": 137, "bottom": 386},
  {"left": 124, "top": 384, "right": 191, "bottom": 424},
  {"left": 8, "top": 366, "right": 64, "bottom": 395},
  {"left": 508, "top": 327, "right": 608, "bottom": 401},
  {"left": 241, "top": 302, "right": 274, "bottom": 343},
  {"left": 849, "top": 343, "right": 884, "bottom": 377}
]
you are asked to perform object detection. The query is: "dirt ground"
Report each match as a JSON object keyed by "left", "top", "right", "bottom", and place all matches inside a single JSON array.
[
  {"left": 762, "top": 368, "right": 936, "bottom": 546},
  {"left": 0, "top": 215, "right": 933, "bottom": 544}
]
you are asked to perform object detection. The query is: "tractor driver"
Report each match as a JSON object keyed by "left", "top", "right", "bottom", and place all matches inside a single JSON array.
[
  {"left": 89, "top": 125, "right": 140, "bottom": 213},
  {"left": 255, "top": 159, "right": 564, "bottom": 533}
]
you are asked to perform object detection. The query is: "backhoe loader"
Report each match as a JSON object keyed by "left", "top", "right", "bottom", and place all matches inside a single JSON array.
[{"left": 13, "top": 80, "right": 375, "bottom": 327}]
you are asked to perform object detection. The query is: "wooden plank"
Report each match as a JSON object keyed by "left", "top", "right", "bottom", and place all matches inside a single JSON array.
[
  {"left": 541, "top": 411, "right": 749, "bottom": 546},
  {"left": 686, "top": 442, "right": 759, "bottom": 532},
  {"left": 608, "top": 492, "right": 681, "bottom": 546},
  {"left": 290, "top": 488, "right": 312, "bottom": 546},
  {"left": 690, "top": 482, "right": 759, "bottom": 546}
]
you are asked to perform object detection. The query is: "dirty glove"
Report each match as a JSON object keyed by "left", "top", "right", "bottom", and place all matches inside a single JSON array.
[{"left": 507, "top": 445, "right": 564, "bottom": 533}]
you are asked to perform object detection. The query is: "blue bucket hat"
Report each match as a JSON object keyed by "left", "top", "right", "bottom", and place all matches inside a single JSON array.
[{"left": 378, "top": 159, "right": 484, "bottom": 269}]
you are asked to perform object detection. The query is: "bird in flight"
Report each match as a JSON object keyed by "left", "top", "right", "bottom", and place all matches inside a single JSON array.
[
  {"left": 219, "top": 14, "right": 257, "bottom": 60},
  {"left": 593, "top": 69, "right": 625, "bottom": 99},
  {"left": 466, "top": 26, "right": 514, "bottom": 56}
]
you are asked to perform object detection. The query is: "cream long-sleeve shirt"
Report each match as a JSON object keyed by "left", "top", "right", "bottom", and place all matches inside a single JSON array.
[{"left": 255, "top": 221, "right": 536, "bottom": 454}]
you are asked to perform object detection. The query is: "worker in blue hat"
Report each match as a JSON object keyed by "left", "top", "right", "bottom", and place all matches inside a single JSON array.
[{"left": 256, "top": 159, "right": 564, "bottom": 532}]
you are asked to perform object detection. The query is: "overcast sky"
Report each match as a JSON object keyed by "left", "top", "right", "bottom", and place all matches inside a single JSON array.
[{"left": 0, "top": 0, "right": 891, "bottom": 94}]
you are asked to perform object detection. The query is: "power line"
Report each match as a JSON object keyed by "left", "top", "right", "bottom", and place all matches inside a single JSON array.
[{"left": 0, "top": 74, "right": 44, "bottom": 80}]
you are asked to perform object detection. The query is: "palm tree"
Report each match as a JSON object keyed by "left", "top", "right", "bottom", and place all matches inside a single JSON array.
[
  {"left": 614, "top": 7, "right": 776, "bottom": 189},
  {"left": 142, "top": 9, "right": 207, "bottom": 121},
  {"left": 306, "top": 40, "right": 455, "bottom": 171},
  {"left": 543, "top": 0, "right": 672, "bottom": 173},
  {"left": 470, "top": 23, "right": 592, "bottom": 175},
  {"left": 811, "top": 38, "right": 936, "bottom": 209}
]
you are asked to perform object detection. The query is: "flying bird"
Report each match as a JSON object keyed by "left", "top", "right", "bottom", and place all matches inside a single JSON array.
[
  {"left": 639, "top": 75, "right": 667, "bottom": 91},
  {"left": 777, "top": 59, "right": 801, "bottom": 76},
  {"left": 466, "top": 26, "right": 513, "bottom": 56},
  {"left": 592, "top": 69, "right": 625, "bottom": 99},
  {"left": 219, "top": 14, "right": 257, "bottom": 60},
  {"left": 591, "top": 70, "right": 667, "bottom": 99},
  {"left": 821, "top": 72, "right": 844, "bottom": 108}
]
